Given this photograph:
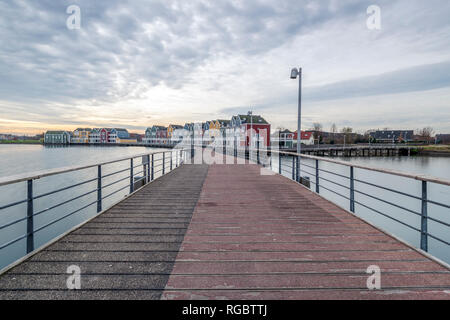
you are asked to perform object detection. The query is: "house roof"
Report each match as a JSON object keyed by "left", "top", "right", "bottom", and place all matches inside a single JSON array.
[
  {"left": 170, "top": 125, "right": 184, "bottom": 129},
  {"left": 293, "top": 131, "right": 313, "bottom": 140},
  {"left": 238, "top": 115, "right": 269, "bottom": 124}
]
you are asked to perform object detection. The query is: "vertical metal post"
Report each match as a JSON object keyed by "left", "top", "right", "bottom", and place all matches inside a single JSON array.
[
  {"left": 421, "top": 181, "right": 428, "bottom": 252},
  {"left": 191, "top": 136, "right": 194, "bottom": 160},
  {"left": 146, "top": 155, "right": 150, "bottom": 182},
  {"left": 151, "top": 154, "right": 154, "bottom": 181},
  {"left": 176, "top": 150, "right": 178, "bottom": 167},
  {"left": 97, "top": 165, "right": 102, "bottom": 213},
  {"left": 292, "top": 156, "right": 295, "bottom": 180},
  {"left": 296, "top": 68, "right": 302, "bottom": 181},
  {"left": 170, "top": 151, "right": 173, "bottom": 171},
  {"left": 162, "top": 152, "right": 165, "bottom": 175},
  {"left": 279, "top": 154, "right": 282, "bottom": 174},
  {"left": 296, "top": 155, "right": 300, "bottom": 182},
  {"left": 315, "top": 159, "right": 319, "bottom": 193},
  {"left": 130, "top": 158, "right": 134, "bottom": 193},
  {"left": 350, "top": 166, "right": 355, "bottom": 213},
  {"left": 26, "top": 179, "right": 34, "bottom": 254},
  {"left": 256, "top": 134, "right": 260, "bottom": 165}
]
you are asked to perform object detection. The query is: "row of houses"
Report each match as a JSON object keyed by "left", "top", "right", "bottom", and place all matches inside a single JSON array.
[
  {"left": 143, "top": 114, "right": 272, "bottom": 147},
  {"left": 44, "top": 113, "right": 273, "bottom": 147},
  {"left": 44, "top": 128, "right": 139, "bottom": 145}
]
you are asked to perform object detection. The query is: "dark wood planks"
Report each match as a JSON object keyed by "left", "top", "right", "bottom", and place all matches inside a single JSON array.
[{"left": 0, "top": 164, "right": 209, "bottom": 300}]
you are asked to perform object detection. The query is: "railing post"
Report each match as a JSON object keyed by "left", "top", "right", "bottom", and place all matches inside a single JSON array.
[
  {"left": 162, "top": 152, "right": 165, "bottom": 175},
  {"left": 256, "top": 134, "right": 260, "bottom": 165},
  {"left": 97, "top": 165, "right": 102, "bottom": 213},
  {"left": 146, "top": 155, "right": 150, "bottom": 182},
  {"left": 176, "top": 150, "right": 178, "bottom": 167},
  {"left": 170, "top": 151, "right": 173, "bottom": 171},
  {"left": 315, "top": 159, "right": 319, "bottom": 193},
  {"left": 296, "top": 155, "right": 300, "bottom": 182},
  {"left": 421, "top": 181, "right": 428, "bottom": 252},
  {"left": 26, "top": 179, "right": 34, "bottom": 254},
  {"left": 151, "top": 154, "right": 154, "bottom": 181},
  {"left": 350, "top": 166, "right": 355, "bottom": 213},
  {"left": 279, "top": 154, "right": 282, "bottom": 174},
  {"left": 292, "top": 156, "right": 295, "bottom": 180},
  {"left": 130, "top": 158, "right": 134, "bottom": 193}
]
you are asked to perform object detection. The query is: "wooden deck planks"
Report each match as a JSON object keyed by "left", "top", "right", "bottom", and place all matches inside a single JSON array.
[{"left": 0, "top": 164, "right": 209, "bottom": 300}]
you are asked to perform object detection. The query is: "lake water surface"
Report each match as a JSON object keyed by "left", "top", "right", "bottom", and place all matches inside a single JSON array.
[{"left": 0, "top": 144, "right": 449, "bottom": 270}]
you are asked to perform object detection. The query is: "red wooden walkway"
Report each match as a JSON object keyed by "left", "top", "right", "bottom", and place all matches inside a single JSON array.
[
  {"left": 162, "top": 164, "right": 450, "bottom": 300},
  {"left": 1, "top": 163, "right": 449, "bottom": 300}
]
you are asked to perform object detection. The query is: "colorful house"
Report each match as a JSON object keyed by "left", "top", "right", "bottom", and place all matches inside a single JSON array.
[
  {"left": 231, "top": 114, "right": 271, "bottom": 147},
  {"left": 44, "top": 131, "right": 71, "bottom": 144},
  {"left": 72, "top": 128, "right": 92, "bottom": 144},
  {"left": 293, "top": 131, "right": 314, "bottom": 146}
]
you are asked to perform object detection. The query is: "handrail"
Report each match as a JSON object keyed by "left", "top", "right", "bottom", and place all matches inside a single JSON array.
[
  {"left": 0, "top": 148, "right": 190, "bottom": 271},
  {"left": 272, "top": 149, "right": 450, "bottom": 187},
  {"left": 0, "top": 148, "right": 180, "bottom": 187}
]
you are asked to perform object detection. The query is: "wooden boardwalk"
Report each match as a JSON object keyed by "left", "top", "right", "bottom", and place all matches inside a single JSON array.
[{"left": 1, "top": 164, "right": 450, "bottom": 299}]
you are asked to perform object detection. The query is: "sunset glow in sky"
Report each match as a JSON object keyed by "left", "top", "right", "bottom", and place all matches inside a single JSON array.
[{"left": 1, "top": 0, "right": 450, "bottom": 135}]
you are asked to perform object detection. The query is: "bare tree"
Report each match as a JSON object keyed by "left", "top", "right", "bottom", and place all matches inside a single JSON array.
[
  {"left": 330, "top": 123, "right": 337, "bottom": 134},
  {"left": 417, "top": 127, "right": 434, "bottom": 143}
]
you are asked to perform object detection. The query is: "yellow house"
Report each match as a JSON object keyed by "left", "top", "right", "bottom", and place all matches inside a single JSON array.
[
  {"left": 72, "top": 128, "right": 92, "bottom": 144},
  {"left": 168, "top": 125, "right": 183, "bottom": 139},
  {"left": 208, "top": 120, "right": 221, "bottom": 138}
]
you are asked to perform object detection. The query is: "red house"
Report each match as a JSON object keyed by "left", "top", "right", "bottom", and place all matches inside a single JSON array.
[{"left": 231, "top": 114, "right": 271, "bottom": 147}]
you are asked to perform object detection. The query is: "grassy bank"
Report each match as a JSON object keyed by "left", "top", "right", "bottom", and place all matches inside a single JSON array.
[
  {"left": 0, "top": 140, "right": 42, "bottom": 144},
  {"left": 417, "top": 145, "right": 450, "bottom": 156}
]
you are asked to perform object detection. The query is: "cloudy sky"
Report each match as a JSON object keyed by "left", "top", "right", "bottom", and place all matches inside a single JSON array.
[{"left": 1, "top": 0, "right": 450, "bottom": 135}]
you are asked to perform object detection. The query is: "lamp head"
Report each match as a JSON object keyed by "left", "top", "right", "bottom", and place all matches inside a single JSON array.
[{"left": 290, "top": 68, "right": 299, "bottom": 79}]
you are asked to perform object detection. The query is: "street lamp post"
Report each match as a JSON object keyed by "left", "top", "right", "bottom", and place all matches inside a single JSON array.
[{"left": 291, "top": 67, "right": 302, "bottom": 182}]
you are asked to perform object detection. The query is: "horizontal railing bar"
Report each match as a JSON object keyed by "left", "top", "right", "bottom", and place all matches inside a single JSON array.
[
  {"left": 427, "top": 199, "right": 450, "bottom": 210},
  {"left": 271, "top": 150, "right": 450, "bottom": 187},
  {"left": 33, "top": 199, "right": 99, "bottom": 234},
  {"left": 316, "top": 184, "right": 351, "bottom": 201},
  {"left": 101, "top": 184, "right": 131, "bottom": 201},
  {"left": 0, "top": 188, "right": 100, "bottom": 231},
  {"left": 353, "top": 189, "right": 422, "bottom": 218},
  {"left": 353, "top": 199, "right": 421, "bottom": 233},
  {"left": 353, "top": 178, "right": 422, "bottom": 201},
  {"left": 317, "top": 167, "right": 350, "bottom": 180},
  {"left": 33, "top": 177, "right": 98, "bottom": 201},
  {"left": 0, "top": 149, "right": 184, "bottom": 187},
  {"left": 102, "top": 175, "right": 131, "bottom": 190},
  {"left": 101, "top": 167, "right": 130, "bottom": 179},
  {"left": 0, "top": 198, "right": 27, "bottom": 212},
  {"left": 316, "top": 175, "right": 350, "bottom": 190},
  {"left": 32, "top": 188, "right": 98, "bottom": 219},
  {"left": 0, "top": 233, "right": 28, "bottom": 251}
]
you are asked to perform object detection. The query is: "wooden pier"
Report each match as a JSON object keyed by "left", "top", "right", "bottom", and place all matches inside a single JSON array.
[{"left": 0, "top": 163, "right": 449, "bottom": 300}]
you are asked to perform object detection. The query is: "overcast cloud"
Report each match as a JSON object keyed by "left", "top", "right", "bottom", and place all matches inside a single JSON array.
[{"left": 0, "top": 0, "right": 449, "bottom": 134}]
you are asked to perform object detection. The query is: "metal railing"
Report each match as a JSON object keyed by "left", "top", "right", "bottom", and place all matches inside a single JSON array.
[
  {"left": 200, "top": 138, "right": 450, "bottom": 255},
  {"left": 0, "top": 148, "right": 188, "bottom": 266}
]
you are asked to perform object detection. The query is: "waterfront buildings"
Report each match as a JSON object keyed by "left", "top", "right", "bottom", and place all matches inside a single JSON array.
[{"left": 44, "top": 131, "right": 71, "bottom": 144}]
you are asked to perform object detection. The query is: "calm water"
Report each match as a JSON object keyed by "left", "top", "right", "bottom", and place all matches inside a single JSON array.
[
  {"left": 278, "top": 155, "right": 450, "bottom": 264},
  {"left": 0, "top": 144, "right": 172, "bottom": 270},
  {"left": 0, "top": 145, "right": 449, "bottom": 270}
]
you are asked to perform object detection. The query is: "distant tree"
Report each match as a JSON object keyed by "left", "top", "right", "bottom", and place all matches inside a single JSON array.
[
  {"left": 330, "top": 123, "right": 338, "bottom": 134},
  {"left": 417, "top": 127, "right": 434, "bottom": 144},
  {"left": 312, "top": 123, "right": 323, "bottom": 142},
  {"left": 341, "top": 127, "right": 353, "bottom": 144}
]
